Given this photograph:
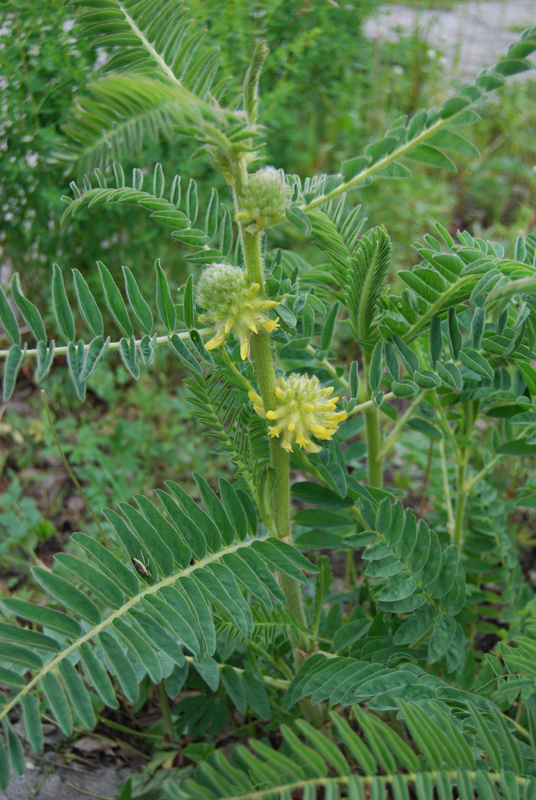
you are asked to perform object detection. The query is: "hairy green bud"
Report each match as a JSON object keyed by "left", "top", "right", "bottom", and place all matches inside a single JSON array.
[{"left": 237, "top": 167, "right": 290, "bottom": 231}]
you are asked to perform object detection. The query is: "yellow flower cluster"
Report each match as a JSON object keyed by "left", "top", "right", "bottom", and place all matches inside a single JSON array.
[
  {"left": 197, "top": 263, "right": 279, "bottom": 360},
  {"left": 249, "top": 373, "right": 347, "bottom": 453}
]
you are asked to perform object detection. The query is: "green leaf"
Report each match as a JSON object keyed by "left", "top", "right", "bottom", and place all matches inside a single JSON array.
[
  {"left": 369, "top": 342, "right": 383, "bottom": 394},
  {"left": 42, "top": 673, "right": 73, "bottom": 736},
  {"left": 428, "top": 129, "right": 479, "bottom": 158},
  {"left": 73, "top": 269, "right": 104, "bottom": 337},
  {"left": 194, "top": 473, "right": 235, "bottom": 547},
  {"left": 243, "top": 40, "right": 268, "bottom": 124},
  {"left": 286, "top": 206, "right": 312, "bottom": 234},
  {"left": 321, "top": 302, "right": 340, "bottom": 352},
  {"left": 350, "top": 226, "right": 391, "bottom": 342},
  {"left": 80, "top": 336, "right": 109, "bottom": 382},
  {"left": 0, "top": 642, "right": 42, "bottom": 670},
  {"left": 99, "top": 631, "right": 139, "bottom": 703},
  {"left": 437, "top": 362, "right": 463, "bottom": 390},
  {"left": 2, "top": 598, "right": 81, "bottom": 638},
  {"left": 296, "top": 720, "right": 349, "bottom": 775},
  {"left": 439, "top": 96, "right": 470, "bottom": 118},
  {"left": 5, "top": 722, "right": 24, "bottom": 777},
  {"left": 377, "top": 161, "right": 411, "bottom": 179},
  {"left": 0, "top": 285, "right": 20, "bottom": 346},
  {"left": 290, "top": 482, "right": 352, "bottom": 509},
  {"left": 113, "top": 618, "right": 163, "bottom": 683},
  {"left": 52, "top": 264, "right": 75, "bottom": 343},
  {"left": 471, "top": 307, "right": 485, "bottom": 348},
  {"left": 35, "top": 340, "right": 56, "bottom": 382},
  {"left": 119, "top": 336, "right": 140, "bottom": 380},
  {"left": 448, "top": 308, "right": 463, "bottom": 359},
  {"left": 97, "top": 260, "right": 133, "bottom": 337},
  {"left": 434, "top": 545, "right": 459, "bottom": 598},
  {"left": 129, "top": 609, "right": 185, "bottom": 666},
  {"left": 205, "top": 188, "right": 220, "bottom": 239},
  {"left": 11, "top": 274, "right": 46, "bottom": 342},
  {"left": 32, "top": 567, "right": 101, "bottom": 626},
  {"left": 429, "top": 614, "right": 457, "bottom": 663},
  {"left": 79, "top": 642, "right": 118, "bottom": 708},
  {"left": 194, "top": 657, "right": 220, "bottom": 692},
  {"left": 58, "top": 659, "right": 96, "bottom": 730},
  {"left": 155, "top": 260, "right": 177, "bottom": 332},
  {"left": 293, "top": 509, "right": 350, "bottom": 528},
  {"left": 66, "top": 340, "right": 87, "bottom": 401},
  {"left": 393, "top": 604, "right": 434, "bottom": 645},
  {"left": 3, "top": 344, "right": 27, "bottom": 403},
  {"left": 219, "top": 479, "right": 248, "bottom": 542},
  {"left": 21, "top": 694, "right": 43, "bottom": 755},
  {"left": 123, "top": 265, "right": 154, "bottom": 334},
  {"left": 496, "top": 438, "right": 536, "bottom": 456},
  {"left": 169, "top": 332, "right": 201, "bottom": 373},
  {"left": 379, "top": 573, "right": 417, "bottom": 602},
  {"left": 459, "top": 350, "right": 493, "bottom": 379},
  {"left": 120, "top": 502, "right": 175, "bottom": 577},
  {"left": 54, "top": 554, "right": 125, "bottom": 609},
  {"left": 0, "top": 667, "right": 25, "bottom": 689},
  {"left": 467, "top": 704, "right": 502, "bottom": 771},
  {"left": 404, "top": 145, "right": 457, "bottom": 172},
  {"left": 333, "top": 619, "right": 372, "bottom": 651},
  {"left": 341, "top": 156, "right": 369, "bottom": 182},
  {"left": 184, "top": 274, "right": 195, "bottom": 330}
]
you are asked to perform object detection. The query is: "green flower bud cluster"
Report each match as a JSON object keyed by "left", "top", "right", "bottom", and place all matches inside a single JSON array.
[
  {"left": 197, "top": 263, "right": 279, "bottom": 360},
  {"left": 237, "top": 167, "right": 290, "bottom": 232}
]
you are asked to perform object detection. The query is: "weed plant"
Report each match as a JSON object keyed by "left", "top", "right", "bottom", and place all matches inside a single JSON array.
[{"left": 0, "top": 2, "right": 536, "bottom": 798}]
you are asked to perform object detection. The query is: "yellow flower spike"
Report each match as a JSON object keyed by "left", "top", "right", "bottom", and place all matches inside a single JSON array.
[
  {"left": 251, "top": 372, "right": 348, "bottom": 454},
  {"left": 197, "top": 263, "right": 279, "bottom": 360}
]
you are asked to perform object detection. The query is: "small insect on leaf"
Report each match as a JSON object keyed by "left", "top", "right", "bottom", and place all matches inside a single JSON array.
[{"left": 131, "top": 552, "right": 153, "bottom": 580}]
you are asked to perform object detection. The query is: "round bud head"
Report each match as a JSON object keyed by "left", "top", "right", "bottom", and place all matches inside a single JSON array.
[
  {"left": 249, "top": 373, "right": 348, "bottom": 453},
  {"left": 197, "top": 263, "right": 279, "bottom": 360},
  {"left": 238, "top": 167, "right": 290, "bottom": 230}
]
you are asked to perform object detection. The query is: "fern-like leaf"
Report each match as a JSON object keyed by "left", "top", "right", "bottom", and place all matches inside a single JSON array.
[
  {"left": 0, "top": 480, "right": 317, "bottom": 788},
  {"left": 71, "top": 0, "right": 221, "bottom": 92},
  {"left": 182, "top": 705, "right": 536, "bottom": 800},
  {"left": 55, "top": 74, "right": 225, "bottom": 174}
]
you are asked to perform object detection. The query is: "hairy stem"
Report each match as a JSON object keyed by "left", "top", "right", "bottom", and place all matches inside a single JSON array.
[
  {"left": 239, "top": 218, "right": 307, "bottom": 633},
  {"left": 439, "top": 438, "right": 455, "bottom": 537},
  {"left": 453, "top": 457, "right": 467, "bottom": 549},
  {"left": 364, "top": 404, "right": 382, "bottom": 488}
]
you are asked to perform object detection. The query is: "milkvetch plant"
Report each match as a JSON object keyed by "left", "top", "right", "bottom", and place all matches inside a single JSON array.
[{"left": 2, "top": 2, "right": 536, "bottom": 797}]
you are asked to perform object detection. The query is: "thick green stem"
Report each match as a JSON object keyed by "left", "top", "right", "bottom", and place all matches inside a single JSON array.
[
  {"left": 235, "top": 173, "right": 323, "bottom": 726},
  {"left": 240, "top": 225, "right": 307, "bottom": 632},
  {"left": 359, "top": 352, "right": 383, "bottom": 489},
  {"left": 453, "top": 458, "right": 467, "bottom": 549},
  {"left": 364, "top": 405, "right": 382, "bottom": 488}
]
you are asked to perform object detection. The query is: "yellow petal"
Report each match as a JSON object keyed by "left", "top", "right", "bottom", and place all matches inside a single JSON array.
[
  {"left": 240, "top": 339, "right": 250, "bottom": 360},
  {"left": 205, "top": 336, "right": 223, "bottom": 351}
]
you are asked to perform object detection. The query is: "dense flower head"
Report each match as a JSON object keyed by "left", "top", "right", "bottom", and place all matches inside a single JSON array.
[
  {"left": 237, "top": 167, "right": 290, "bottom": 230},
  {"left": 197, "top": 263, "right": 279, "bottom": 360},
  {"left": 249, "top": 373, "right": 348, "bottom": 453}
]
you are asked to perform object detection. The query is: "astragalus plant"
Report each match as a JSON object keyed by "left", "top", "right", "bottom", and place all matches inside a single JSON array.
[{"left": 1, "top": 2, "right": 536, "bottom": 798}]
